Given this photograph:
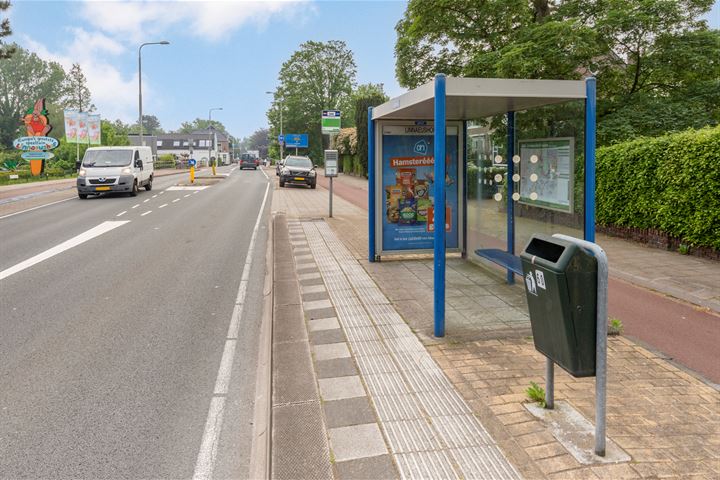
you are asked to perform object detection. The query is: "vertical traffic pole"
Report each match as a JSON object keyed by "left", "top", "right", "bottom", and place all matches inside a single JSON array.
[
  {"left": 506, "top": 111, "right": 516, "bottom": 285},
  {"left": 433, "top": 74, "right": 447, "bottom": 338},
  {"left": 584, "top": 77, "right": 596, "bottom": 243},
  {"left": 368, "top": 107, "right": 376, "bottom": 263},
  {"left": 329, "top": 176, "right": 333, "bottom": 218},
  {"left": 190, "top": 165, "right": 195, "bottom": 184}
]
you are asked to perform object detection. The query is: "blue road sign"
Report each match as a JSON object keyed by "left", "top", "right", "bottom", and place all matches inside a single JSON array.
[
  {"left": 188, "top": 158, "right": 197, "bottom": 167},
  {"left": 278, "top": 134, "right": 284, "bottom": 143},
  {"left": 284, "top": 133, "right": 308, "bottom": 148}
]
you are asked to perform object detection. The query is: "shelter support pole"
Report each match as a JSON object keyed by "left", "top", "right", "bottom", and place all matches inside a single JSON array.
[
  {"left": 584, "top": 78, "right": 596, "bottom": 243},
  {"left": 368, "top": 107, "right": 376, "bottom": 262},
  {"left": 506, "top": 111, "right": 516, "bottom": 284},
  {"left": 462, "top": 121, "right": 468, "bottom": 259},
  {"left": 433, "top": 74, "right": 447, "bottom": 338}
]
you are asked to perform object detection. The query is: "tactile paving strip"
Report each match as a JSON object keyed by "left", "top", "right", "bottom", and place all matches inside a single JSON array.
[{"left": 301, "top": 221, "right": 521, "bottom": 479}]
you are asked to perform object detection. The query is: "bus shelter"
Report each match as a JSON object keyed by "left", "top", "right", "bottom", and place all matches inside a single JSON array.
[{"left": 368, "top": 75, "right": 596, "bottom": 337}]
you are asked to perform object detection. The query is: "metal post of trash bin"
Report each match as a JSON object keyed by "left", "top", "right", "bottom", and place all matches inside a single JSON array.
[
  {"left": 553, "top": 233, "right": 608, "bottom": 457},
  {"left": 545, "top": 357, "right": 554, "bottom": 409}
]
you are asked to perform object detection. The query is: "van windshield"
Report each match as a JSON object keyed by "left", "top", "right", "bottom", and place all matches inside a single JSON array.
[{"left": 82, "top": 150, "right": 133, "bottom": 167}]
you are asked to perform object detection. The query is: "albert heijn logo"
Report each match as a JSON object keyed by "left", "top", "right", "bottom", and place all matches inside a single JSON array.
[{"left": 414, "top": 140, "right": 428, "bottom": 155}]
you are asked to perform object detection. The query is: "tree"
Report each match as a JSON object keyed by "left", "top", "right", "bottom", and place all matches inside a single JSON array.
[
  {"left": 354, "top": 88, "right": 388, "bottom": 176},
  {"left": 0, "top": 44, "right": 67, "bottom": 147},
  {"left": 0, "top": 1, "right": 14, "bottom": 60},
  {"left": 176, "top": 118, "right": 228, "bottom": 136},
  {"left": 64, "top": 63, "right": 94, "bottom": 112},
  {"left": 246, "top": 128, "right": 269, "bottom": 158},
  {"left": 268, "top": 40, "right": 357, "bottom": 162},
  {"left": 394, "top": 0, "right": 719, "bottom": 144},
  {"left": 130, "top": 114, "right": 164, "bottom": 135}
]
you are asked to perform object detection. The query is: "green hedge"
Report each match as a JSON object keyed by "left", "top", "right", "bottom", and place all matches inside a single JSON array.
[{"left": 596, "top": 126, "right": 720, "bottom": 250}]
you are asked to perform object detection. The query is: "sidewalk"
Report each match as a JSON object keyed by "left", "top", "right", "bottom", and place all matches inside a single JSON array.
[
  {"left": 271, "top": 175, "right": 719, "bottom": 479},
  {"left": 317, "top": 172, "right": 720, "bottom": 314}
]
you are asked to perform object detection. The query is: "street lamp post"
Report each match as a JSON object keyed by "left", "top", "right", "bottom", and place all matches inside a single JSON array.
[
  {"left": 209, "top": 107, "right": 222, "bottom": 174},
  {"left": 138, "top": 41, "right": 169, "bottom": 146},
  {"left": 266, "top": 91, "right": 283, "bottom": 162}
]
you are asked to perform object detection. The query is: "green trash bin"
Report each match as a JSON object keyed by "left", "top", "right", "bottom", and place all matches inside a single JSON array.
[{"left": 520, "top": 234, "right": 598, "bottom": 377}]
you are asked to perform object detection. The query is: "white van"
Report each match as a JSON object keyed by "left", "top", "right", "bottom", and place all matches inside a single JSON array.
[{"left": 77, "top": 146, "right": 154, "bottom": 199}]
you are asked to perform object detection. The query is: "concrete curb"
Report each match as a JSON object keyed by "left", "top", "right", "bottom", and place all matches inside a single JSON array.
[{"left": 249, "top": 208, "right": 274, "bottom": 479}]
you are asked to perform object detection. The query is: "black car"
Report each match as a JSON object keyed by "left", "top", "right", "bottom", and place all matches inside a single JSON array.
[
  {"left": 278, "top": 156, "right": 317, "bottom": 189},
  {"left": 239, "top": 153, "right": 256, "bottom": 170}
]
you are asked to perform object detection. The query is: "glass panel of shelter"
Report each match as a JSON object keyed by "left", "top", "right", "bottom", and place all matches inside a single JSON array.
[{"left": 466, "top": 100, "right": 586, "bottom": 274}]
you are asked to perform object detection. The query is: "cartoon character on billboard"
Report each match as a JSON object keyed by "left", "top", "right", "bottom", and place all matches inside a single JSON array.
[{"left": 22, "top": 98, "right": 52, "bottom": 137}]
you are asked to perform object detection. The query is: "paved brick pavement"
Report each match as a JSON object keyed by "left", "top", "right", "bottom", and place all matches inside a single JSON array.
[{"left": 272, "top": 173, "right": 720, "bottom": 479}]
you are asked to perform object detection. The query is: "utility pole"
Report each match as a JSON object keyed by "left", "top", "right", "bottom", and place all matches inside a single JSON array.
[
  {"left": 138, "top": 41, "right": 169, "bottom": 146},
  {"left": 208, "top": 107, "right": 222, "bottom": 174}
]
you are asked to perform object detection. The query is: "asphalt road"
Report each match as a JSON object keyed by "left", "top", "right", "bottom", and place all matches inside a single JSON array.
[{"left": 0, "top": 165, "right": 271, "bottom": 478}]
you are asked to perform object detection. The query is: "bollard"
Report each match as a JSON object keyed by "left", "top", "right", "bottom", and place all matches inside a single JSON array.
[{"left": 190, "top": 165, "right": 195, "bottom": 184}]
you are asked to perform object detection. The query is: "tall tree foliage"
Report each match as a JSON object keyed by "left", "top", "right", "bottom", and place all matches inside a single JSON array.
[
  {"left": 354, "top": 87, "right": 388, "bottom": 176},
  {"left": 0, "top": 44, "right": 67, "bottom": 147},
  {"left": 177, "top": 118, "right": 229, "bottom": 136},
  {"left": 0, "top": 1, "right": 13, "bottom": 60},
  {"left": 65, "top": 63, "right": 94, "bottom": 112},
  {"left": 395, "top": 0, "right": 719, "bottom": 144},
  {"left": 268, "top": 40, "right": 357, "bottom": 161}
]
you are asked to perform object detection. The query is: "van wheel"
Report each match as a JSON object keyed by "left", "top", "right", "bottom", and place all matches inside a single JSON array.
[
  {"left": 130, "top": 180, "right": 138, "bottom": 197},
  {"left": 78, "top": 193, "right": 88, "bottom": 199},
  {"left": 145, "top": 176, "right": 153, "bottom": 191}
]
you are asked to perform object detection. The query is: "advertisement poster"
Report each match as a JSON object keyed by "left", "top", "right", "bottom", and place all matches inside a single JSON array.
[
  {"left": 519, "top": 138, "right": 574, "bottom": 213},
  {"left": 381, "top": 125, "right": 459, "bottom": 252},
  {"left": 87, "top": 115, "right": 101, "bottom": 145},
  {"left": 63, "top": 109, "right": 78, "bottom": 143}
]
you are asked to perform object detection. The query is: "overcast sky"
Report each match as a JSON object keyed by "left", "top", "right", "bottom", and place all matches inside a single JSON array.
[{"left": 8, "top": 0, "right": 720, "bottom": 140}]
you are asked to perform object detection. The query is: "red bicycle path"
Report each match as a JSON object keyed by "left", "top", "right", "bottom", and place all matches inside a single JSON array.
[{"left": 316, "top": 174, "right": 720, "bottom": 385}]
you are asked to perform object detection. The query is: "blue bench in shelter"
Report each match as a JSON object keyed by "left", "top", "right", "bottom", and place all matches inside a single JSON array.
[{"left": 474, "top": 248, "right": 523, "bottom": 276}]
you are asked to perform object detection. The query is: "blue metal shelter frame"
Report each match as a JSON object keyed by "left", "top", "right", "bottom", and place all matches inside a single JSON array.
[{"left": 368, "top": 76, "right": 596, "bottom": 337}]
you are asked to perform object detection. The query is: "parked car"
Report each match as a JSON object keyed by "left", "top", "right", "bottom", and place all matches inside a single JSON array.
[
  {"left": 77, "top": 146, "right": 154, "bottom": 199},
  {"left": 240, "top": 153, "right": 257, "bottom": 170},
  {"left": 278, "top": 155, "right": 317, "bottom": 189}
]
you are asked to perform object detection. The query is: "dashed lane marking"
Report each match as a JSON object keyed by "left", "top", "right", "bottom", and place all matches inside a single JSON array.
[
  {"left": 159, "top": 203, "right": 168, "bottom": 209},
  {"left": 141, "top": 211, "right": 152, "bottom": 216},
  {"left": 116, "top": 211, "right": 127, "bottom": 217}
]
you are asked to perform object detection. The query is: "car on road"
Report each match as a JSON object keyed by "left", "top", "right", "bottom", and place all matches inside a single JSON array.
[
  {"left": 240, "top": 153, "right": 257, "bottom": 170},
  {"left": 278, "top": 155, "right": 317, "bottom": 189},
  {"left": 77, "top": 146, "right": 154, "bottom": 199}
]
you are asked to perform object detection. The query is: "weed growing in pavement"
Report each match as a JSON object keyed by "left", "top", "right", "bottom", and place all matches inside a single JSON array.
[
  {"left": 608, "top": 317, "right": 624, "bottom": 335},
  {"left": 678, "top": 243, "right": 690, "bottom": 255},
  {"left": 525, "top": 381, "right": 546, "bottom": 408}
]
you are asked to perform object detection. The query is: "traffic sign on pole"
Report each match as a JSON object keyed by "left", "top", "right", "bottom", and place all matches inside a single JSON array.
[{"left": 321, "top": 110, "right": 341, "bottom": 134}]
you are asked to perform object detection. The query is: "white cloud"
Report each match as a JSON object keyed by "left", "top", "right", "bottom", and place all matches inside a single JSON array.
[
  {"left": 20, "top": 30, "right": 140, "bottom": 122},
  {"left": 81, "top": 0, "right": 311, "bottom": 42}
]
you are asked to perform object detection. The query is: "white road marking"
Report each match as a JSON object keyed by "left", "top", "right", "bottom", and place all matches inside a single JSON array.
[
  {"left": 132, "top": 204, "right": 140, "bottom": 209},
  {"left": 166, "top": 186, "right": 209, "bottom": 191},
  {"left": 260, "top": 168, "right": 269, "bottom": 180},
  {"left": 193, "top": 191, "right": 200, "bottom": 194},
  {"left": 172, "top": 198, "right": 180, "bottom": 203},
  {"left": 143, "top": 199, "right": 150, "bottom": 203},
  {"left": 159, "top": 203, "right": 168, "bottom": 208},
  {"left": 159, "top": 191, "right": 165, "bottom": 195},
  {"left": 0, "top": 221, "right": 129, "bottom": 281},
  {"left": 116, "top": 211, "right": 127, "bottom": 217},
  {"left": 0, "top": 197, "right": 74, "bottom": 221},
  {"left": 152, "top": 194, "right": 158, "bottom": 198},
  {"left": 184, "top": 194, "right": 191, "bottom": 198},
  {"left": 193, "top": 181, "right": 270, "bottom": 480},
  {"left": 141, "top": 210, "right": 152, "bottom": 216}
]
